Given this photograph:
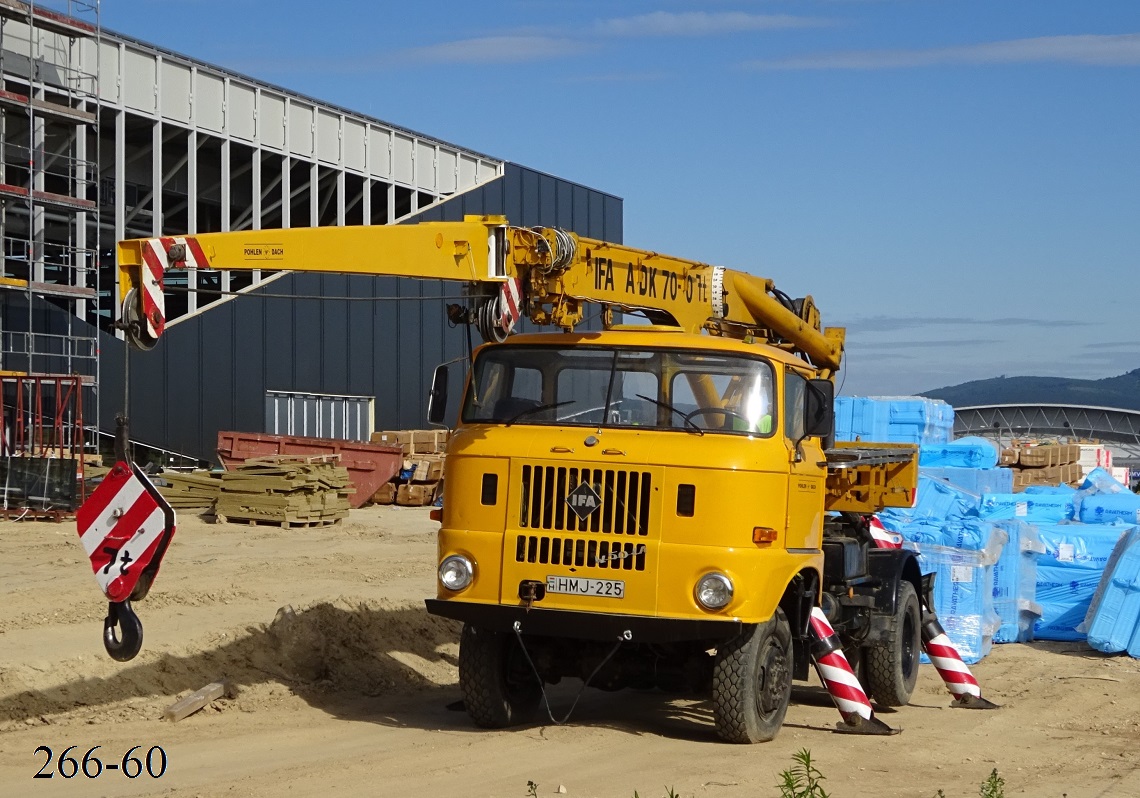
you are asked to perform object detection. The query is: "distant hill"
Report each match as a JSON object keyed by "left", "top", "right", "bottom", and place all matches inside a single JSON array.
[{"left": 921, "top": 369, "right": 1140, "bottom": 411}]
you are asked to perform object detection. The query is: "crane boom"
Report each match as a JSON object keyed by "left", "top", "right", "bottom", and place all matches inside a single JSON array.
[{"left": 116, "top": 215, "right": 844, "bottom": 372}]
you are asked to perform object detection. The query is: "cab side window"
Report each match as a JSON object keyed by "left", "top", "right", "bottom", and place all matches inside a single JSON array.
[{"left": 784, "top": 371, "right": 806, "bottom": 441}]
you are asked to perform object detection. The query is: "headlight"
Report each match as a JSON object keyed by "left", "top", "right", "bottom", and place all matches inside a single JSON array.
[
  {"left": 694, "top": 572, "right": 733, "bottom": 610},
  {"left": 438, "top": 555, "right": 474, "bottom": 591}
]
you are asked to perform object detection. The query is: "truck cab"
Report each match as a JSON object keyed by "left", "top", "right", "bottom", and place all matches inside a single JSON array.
[{"left": 425, "top": 329, "right": 909, "bottom": 742}]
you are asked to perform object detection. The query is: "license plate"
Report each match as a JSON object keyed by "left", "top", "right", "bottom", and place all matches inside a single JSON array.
[{"left": 546, "top": 576, "right": 625, "bottom": 599}]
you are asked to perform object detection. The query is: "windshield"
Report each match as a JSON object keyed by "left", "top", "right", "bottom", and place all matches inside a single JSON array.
[{"left": 462, "top": 345, "right": 777, "bottom": 435}]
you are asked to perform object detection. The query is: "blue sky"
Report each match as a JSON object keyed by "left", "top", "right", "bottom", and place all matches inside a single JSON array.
[{"left": 103, "top": 1, "right": 1140, "bottom": 396}]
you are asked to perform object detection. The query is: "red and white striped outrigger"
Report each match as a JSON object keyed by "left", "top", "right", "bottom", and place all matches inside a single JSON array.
[
  {"left": 805, "top": 514, "right": 998, "bottom": 732},
  {"left": 808, "top": 607, "right": 897, "bottom": 734}
]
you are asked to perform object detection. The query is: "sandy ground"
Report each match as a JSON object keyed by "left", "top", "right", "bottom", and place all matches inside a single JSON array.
[{"left": 2, "top": 506, "right": 1140, "bottom": 798}]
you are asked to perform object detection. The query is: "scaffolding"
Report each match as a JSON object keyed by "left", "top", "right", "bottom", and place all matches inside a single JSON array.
[{"left": 0, "top": 0, "right": 99, "bottom": 513}]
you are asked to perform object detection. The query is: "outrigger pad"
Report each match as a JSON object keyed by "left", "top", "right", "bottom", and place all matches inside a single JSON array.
[
  {"left": 952, "top": 694, "right": 1000, "bottom": 710},
  {"left": 833, "top": 715, "right": 900, "bottom": 735}
]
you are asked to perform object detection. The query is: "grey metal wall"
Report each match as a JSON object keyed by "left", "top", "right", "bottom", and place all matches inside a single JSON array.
[{"left": 94, "top": 163, "right": 622, "bottom": 463}]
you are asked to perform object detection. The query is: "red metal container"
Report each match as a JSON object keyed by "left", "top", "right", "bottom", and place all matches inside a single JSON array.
[{"left": 216, "top": 431, "right": 403, "bottom": 508}]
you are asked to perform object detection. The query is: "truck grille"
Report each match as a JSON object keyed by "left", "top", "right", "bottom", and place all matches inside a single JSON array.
[
  {"left": 515, "top": 535, "right": 647, "bottom": 571},
  {"left": 519, "top": 465, "right": 651, "bottom": 536}
]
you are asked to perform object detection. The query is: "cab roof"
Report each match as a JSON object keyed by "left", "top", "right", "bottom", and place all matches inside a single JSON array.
[{"left": 485, "top": 329, "right": 821, "bottom": 372}]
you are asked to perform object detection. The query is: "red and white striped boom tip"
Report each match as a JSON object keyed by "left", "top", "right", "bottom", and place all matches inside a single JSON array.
[{"left": 136, "top": 236, "right": 210, "bottom": 339}]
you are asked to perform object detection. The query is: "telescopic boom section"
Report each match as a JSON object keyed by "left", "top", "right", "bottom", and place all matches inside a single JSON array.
[{"left": 116, "top": 215, "right": 844, "bottom": 371}]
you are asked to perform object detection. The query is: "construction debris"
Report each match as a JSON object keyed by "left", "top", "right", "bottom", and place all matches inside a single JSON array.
[
  {"left": 163, "top": 680, "right": 233, "bottom": 723},
  {"left": 214, "top": 455, "right": 353, "bottom": 528}
]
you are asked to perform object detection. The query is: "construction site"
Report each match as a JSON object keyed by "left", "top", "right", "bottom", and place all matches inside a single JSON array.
[{"left": 2, "top": 3, "right": 1140, "bottom": 798}]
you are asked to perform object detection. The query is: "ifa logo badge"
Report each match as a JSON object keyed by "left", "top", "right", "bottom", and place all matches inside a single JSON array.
[{"left": 566, "top": 481, "right": 602, "bottom": 520}]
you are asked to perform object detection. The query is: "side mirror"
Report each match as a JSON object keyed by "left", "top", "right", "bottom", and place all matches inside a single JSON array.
[
  {"left": 803, "top": 378, "right": 834, "bottom": 439},
  {"left": 427, "top": 364, "right": 449, "bottom": 426}
]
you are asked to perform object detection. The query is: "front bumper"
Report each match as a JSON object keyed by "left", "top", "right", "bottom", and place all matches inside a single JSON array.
[{"left": 425, "top": 599, "right": 743, "bottom": 643}]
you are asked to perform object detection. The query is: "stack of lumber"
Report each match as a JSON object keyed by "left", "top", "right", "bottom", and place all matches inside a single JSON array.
[
  {"left": 1000, "top": 442, "right": 1082, "bottom": 490},
  {"left": 369, "top": 430, "right": 447, "bottom": 506},
  {"left": 156, "top": 471, "right": 222, "bottom": 509},
  {"left": 215, "top": 455, "right": 353, "bottom": 527}
]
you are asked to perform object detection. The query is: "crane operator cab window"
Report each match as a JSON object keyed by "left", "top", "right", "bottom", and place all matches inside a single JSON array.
[{"left": 462, "top": 344, "right": 776, "bottom": 437}]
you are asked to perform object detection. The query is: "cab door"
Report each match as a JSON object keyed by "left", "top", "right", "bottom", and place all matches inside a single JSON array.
[{"left": 784, "top": 370, "right": 826, "bottom": 551}]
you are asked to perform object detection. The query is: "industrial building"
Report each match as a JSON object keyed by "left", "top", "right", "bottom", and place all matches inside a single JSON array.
[{"left": 0, "top": 1, "right": 621, "bottom": 481}]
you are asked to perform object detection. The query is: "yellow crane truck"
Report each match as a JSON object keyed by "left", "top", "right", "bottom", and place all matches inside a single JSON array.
[{"left": 115, "top": 215, "right": 919, "bottom": 743}]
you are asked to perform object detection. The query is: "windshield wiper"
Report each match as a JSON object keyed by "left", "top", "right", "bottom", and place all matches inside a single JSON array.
[
  {"left": 504, "top": 400, "right": 576, "bottom": 426},
  {"left": 635, "top": 394, "right": 704, "bottom": 435}
]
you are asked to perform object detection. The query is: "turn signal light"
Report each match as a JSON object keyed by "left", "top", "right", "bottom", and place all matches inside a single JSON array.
[{"left": 752, "top": 527, "right": 778, "bottom": 544}]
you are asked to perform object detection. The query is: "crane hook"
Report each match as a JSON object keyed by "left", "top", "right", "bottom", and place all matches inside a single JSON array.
[{"left": 103, "top": 600, "right": 143, "bottom": 662}]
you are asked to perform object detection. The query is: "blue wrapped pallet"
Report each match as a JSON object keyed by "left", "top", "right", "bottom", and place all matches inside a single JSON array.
[
  {"left": 922, "top": 466, "right": 1014, "bottom": 496},
  {"left": 991, "top": 520, "right": 1045, "bottom": 643},
  {"left": 1082, "top": 525, "right": 1140, "bottom": 655},
  {"left": 881, "top": 474, "right": 979, "bottom": 527},
  {"left": 1033, "top": 522, "right": 1131, "bottom": 641},
  {"left": 905, "top": 521, "right": 1005, "bottom": 664},
  {"left": 919, "top": 436, "right": 1000, "bottom": 469},
  {"left": 834, "top": 396, "right": 953, "bottom": 445}
]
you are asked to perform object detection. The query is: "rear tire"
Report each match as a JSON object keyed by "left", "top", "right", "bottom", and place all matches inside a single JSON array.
[
  {"left": 711, "top": 609, "right": 792, "bottom": 743},
  {"left": 865, "top": 580, "right": 921, "bottom": 706},
  {"left": 458, "top": 624, "right": 541, "bottom": 728}
]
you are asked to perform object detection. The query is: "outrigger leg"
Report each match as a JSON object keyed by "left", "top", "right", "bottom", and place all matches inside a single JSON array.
[
  {"left": 808, "top": 608, "right": 898, "bottom": 735},
  {"left": 920, "top": 574, "right": 1000, "bottom": 710}
]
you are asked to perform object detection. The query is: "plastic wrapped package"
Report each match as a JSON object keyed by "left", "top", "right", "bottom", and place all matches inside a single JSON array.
[
  {"left": 1033, "top": 522, "right": 1131, "bottom": 641},
  {"left": 878, "top": 516, "right": 943, "bottom": 545},
  {"left": 922, "top": 466, "right": 1013, "bottom": 497},
  {"left": 881, "top": 474, "right": 979, "bottom": 526},
  {"left": 1078, "top": 493, "right": 1140, "bottom": 525},
  {"left": 1023, "top": 484, "right": 1078, "bottom": 495},
  {"left": 1081, "top": 525, "right": 1140, "bottom": 654},
  {"left": 1035, "top": 566, "right": 1107, "bottom": 641},
  {"left": 908, "top": 526, "right": 1006, "bottom": 665},
  {"left": 1080, "top": 467, "right": 1130, "bottom": 495},
  {"left": 833, "top": 396, "right": 954, "bottom": 445},
  {"left": 991, "top": 520, "right": 1045, "bottom": 643},
  {"left": 978, "top": 493, "right": 1075, "bottom": 523},
  {"left": 919, "top": 437, "right": 1000, "bottom": 469}
]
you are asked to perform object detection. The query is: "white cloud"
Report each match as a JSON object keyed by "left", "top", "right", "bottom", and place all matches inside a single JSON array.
[
  {"left": 745, "top": 33, "right": 1140, "bottom": 70},
  {"left": 595, "top": 11, "right": 828, "bottom": 38}
]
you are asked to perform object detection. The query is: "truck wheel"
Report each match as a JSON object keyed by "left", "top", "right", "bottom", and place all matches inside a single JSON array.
[
  {"left": 711, "top": 609, "right": 792, "bottom": 743},
  {"left": 865, "top": 580, "right": 921, "bottom": 707},
  {"left": 458, "top": 623, "right": 541, "bottom": 728}
]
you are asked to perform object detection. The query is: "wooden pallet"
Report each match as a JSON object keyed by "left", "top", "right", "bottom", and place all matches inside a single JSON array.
[{"left": 214, "top": 512, "right": 344, "bottom": 529}]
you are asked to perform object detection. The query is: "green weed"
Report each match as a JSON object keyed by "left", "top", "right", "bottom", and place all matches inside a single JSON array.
[
  {"left": 778, "top": 748, "right": 830, "bottom": 798},
  {"left": 979, "top": 769, "right": 1005, "bottom": 798}
]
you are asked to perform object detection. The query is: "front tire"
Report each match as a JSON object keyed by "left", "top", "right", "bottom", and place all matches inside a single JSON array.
[
  {"left": 711, "top": 609, "right": 793, "bottom": 743},
  {"left": 865, "top": 580, "right": 921, "bottom": 706},
  {"left": 458, "top": 624, "right": 541, "bottom": 728}
]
